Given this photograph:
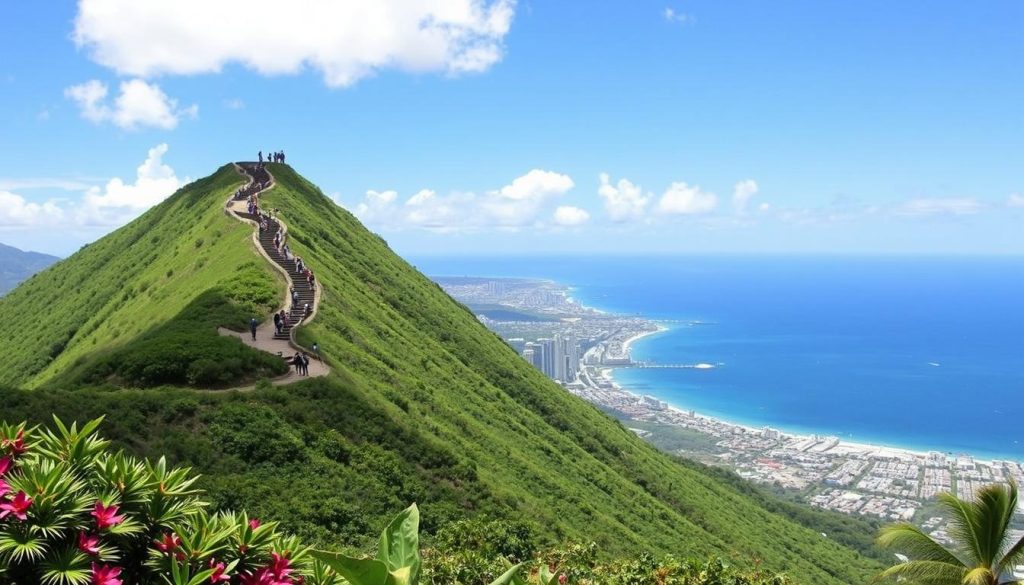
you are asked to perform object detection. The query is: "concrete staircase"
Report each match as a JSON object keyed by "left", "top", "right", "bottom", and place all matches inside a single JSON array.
[{"left": 234, "top": 163, "right": 316, "bottom": 342}]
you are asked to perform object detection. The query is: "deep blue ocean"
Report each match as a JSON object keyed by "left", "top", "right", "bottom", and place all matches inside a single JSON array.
[{"left": 413, "top": 256, "right": 1024, "bottom": 461}]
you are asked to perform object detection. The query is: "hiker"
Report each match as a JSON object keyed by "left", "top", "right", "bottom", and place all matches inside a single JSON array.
[
  {"left": 249, "top": 318, "right": 258, "bottom": 340},
  {"left": 258, "top": 151, "right": 263, "bottom": 164},
  {"left": 312, "top": 342, "right": 321, "bottom": 361},
  {"left": 301, "top": 352, "right": 310, "bottom": 376},
  {"left": 291, "top": 352, "right": 303, "bottom": 375},
  {"left": 273, "top": 312, "right": 281, "bottom": 335},
  {"left": 303, "top": 302, "right": 311, "bottom": 320},
  {"left": 308, "top": 272, "right": 316, "bottom": 290},
  {"left": 291, "top": 287, "right": 299, "bottom": 308},
  {"left": 279, "top": 309, "right": 289, "bottom": 330}
]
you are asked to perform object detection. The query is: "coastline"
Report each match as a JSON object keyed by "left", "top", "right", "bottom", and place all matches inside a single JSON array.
[{"left": 600, "top": 364, "right": 1017, "bottom": 466}]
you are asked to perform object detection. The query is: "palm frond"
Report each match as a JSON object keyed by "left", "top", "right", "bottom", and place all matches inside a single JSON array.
[
  {"left": 876, "top": 559, "right": 967, "bottom": 585},
  {"left": 877, "top": 523, "right": 966, "bottom": 566}
]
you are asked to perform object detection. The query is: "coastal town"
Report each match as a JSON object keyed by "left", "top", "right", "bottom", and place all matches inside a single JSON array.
[{"left": 436, "top": 275, "right": 1024, "bottom": 546}]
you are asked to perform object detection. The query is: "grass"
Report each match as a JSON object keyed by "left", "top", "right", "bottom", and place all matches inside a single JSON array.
[
  {"left": 0, "top": 163, "right": 886, "bottom": 584},
  {"left": 0, "top": 166, "right": 285, "bottom": 389}
]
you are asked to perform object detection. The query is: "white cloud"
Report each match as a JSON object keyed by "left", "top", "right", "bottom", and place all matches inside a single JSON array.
[
  {"left": 347, "top": 169, "right": 576, "bottom": 231},
  {"left": 732, "top": 179, "right": 759, "bottom": 214},
  {"left": 65, "top": 79, "right": 197, "bottom": 130},
  {"left": 223, "top": 98, "right": 245, "bottom": 110},
  {"left": 77, "top": 143, "right": 185, "bottom": 225},
  {"left": 0, "top": 144, "right": 182, "bottom": 230},
  {"left": 598, "top": 173, "right": 651, "bottom": 222},
  {"left": 73, "top": 0, "right": 516, "bottom": 88},
  {"left": 1007, "top": 193, "right": 1024, "bottom": 208},
  {"left": 483, "top": 169, "right": 574, "bottom": 226},
  {"left": 896, "top": 197, "right": 983, "bottom": 217},
  {"left": 0, "top": 191, "right": 66, "bottom": 228},
  {"left": 406, "top": 189, "right": 437, "bottom": 207},
  {"left": 553, "top": 206, "right": 590, "bottom": 226},
  {"left": 663, "top": 7, "right": 694, "bottom": 24},
  {"left": 657, "top": 181, "right": 717, "bottom": 215}
]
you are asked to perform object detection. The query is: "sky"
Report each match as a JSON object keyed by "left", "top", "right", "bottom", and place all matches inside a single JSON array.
[{"left": 0, "top": 0, "right": 1021, "bottom": 257}]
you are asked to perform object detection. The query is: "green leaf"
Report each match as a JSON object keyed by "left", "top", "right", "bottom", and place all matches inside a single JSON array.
[
  {"left": 488, "top": 562, "right": 525, "bottom": 585},
  {"left": 311, "top": 550, "right": 389, "bottom": 585},
  {"left": 375, "top": 503, "right": 421, "bottom": 585}
]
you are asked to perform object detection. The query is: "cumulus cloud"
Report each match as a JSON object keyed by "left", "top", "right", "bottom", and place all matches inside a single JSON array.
[
  {"left": 896, "top": 197, "right": 983, "bottom": 217},
  {"left": 1007, "top": 193, "right": 1024, "bottom": 208},
  {"left": 598, "top": 173, "right": 651, "bottom": 222},
  {"left": 0, "top": 144, "right": 184, "bottom": 230},
  {"left": 65, "top": 79, "right": 197, "bottom": 130},
  {"left": 345, "top": 169, "right": 576, "bottom": 231},
  {"left": 482, "top": 169, "right": 574, "bottom": 226},
  {"left": 73, "top": 0, "right": 516, "bottom": 88},
  {"left": 732, "top": 179, "right": 759, "bottom": 214},
  {"left": 0, "top": 191, "right": 66, "bottom": 228},
  {"left": 657, "top": 181, "right": 717, "bottom": 215},
  {"left": 553, "top": 206, "right": 590, "bottom": 226},
  {"left": 77, "top": 143, "right": 186, "bottom": 225}
]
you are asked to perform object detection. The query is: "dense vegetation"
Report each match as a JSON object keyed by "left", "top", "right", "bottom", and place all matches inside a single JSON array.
[
  {"left": 0, "top": 163, "right": 886, "bottom": 583},
  {"left": 0, "top": 417, "right": 795, "bottom": 585}
]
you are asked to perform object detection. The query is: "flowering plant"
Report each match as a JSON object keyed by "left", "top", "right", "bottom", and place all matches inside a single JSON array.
[{"left": 0, "top": 417, "right": 335, "bottom": 585}]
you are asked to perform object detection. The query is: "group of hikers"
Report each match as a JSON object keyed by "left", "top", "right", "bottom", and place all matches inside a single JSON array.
[
  {"left": 257, "top": 150, "right": 286, "bottom": 166},
  {"left": 238, "top": 158, "right": 322, "bottom": 378}
]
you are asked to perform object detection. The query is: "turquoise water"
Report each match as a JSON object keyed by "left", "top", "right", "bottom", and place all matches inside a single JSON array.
[{"left": 414, "top": 256, "right": 1024, "bottom": 461}]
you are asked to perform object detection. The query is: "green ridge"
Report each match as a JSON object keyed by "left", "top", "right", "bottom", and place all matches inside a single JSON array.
[{"left": 0, "top": 163, "right": 884, "bottom": 583}]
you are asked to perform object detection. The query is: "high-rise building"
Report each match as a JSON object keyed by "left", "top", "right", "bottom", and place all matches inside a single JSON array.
[
  {"left": 553, "top": 334, "right": 566, "bottom": 381},
  {"left": 538, "top": 338, "right": 556, "bottom": 378},
  {"left": 523, "top": 342, "right": 544, "bottom": 371}
]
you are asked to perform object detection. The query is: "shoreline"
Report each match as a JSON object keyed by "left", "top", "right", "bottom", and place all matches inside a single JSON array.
[
  {"left": 621, "top": 324, "right": 669, "bottom": 354},
  {"left": 600, "top": 365, "right": 1019, "bottom": 466}
]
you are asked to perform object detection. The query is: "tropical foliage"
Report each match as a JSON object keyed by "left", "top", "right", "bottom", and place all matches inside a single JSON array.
[
  {"left": 876, "top": 482, "right": 1024, "bottom": 585},
  {"left": 0, "top": 417, "right": 335, "bottom": 585}
]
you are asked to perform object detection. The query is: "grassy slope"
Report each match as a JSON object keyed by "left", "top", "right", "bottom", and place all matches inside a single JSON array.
[
  {"left": 0, "top": 165, "right": 284, "bottom": 388},
  {"left": 0, "top": 163, "right": 883, "bottom": 583},
  {"left": 259, "top": 165, "right": 882, "bottom": 582}
]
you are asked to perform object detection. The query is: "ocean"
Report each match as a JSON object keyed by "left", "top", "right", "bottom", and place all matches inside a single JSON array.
[{"left": 412, "top": 255, "right": 1024, "bottom": 461}]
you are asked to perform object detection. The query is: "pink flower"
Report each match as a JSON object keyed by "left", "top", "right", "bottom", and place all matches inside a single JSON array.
[
  {"left": 209, "top": 559, "right": 231, "bottom": 584},
  {"left": 239, "top": 568, "right": 275, "bottom": 585},
  {"left": 0, "top": 478, "right": 9, "bottom": 499},
  {"left": 1, "top": 431, "right": 26, "bottom": 456},
  {"left": 269, "top": 552, "right": 293, "bottom": 580},
  {"left": 0, "top": 491, "right": 32, "bottom": 521},
  {"left": 248, "top": 518, "right": 261, "bottom": 530},
  {"left": 155, "top": 532, "right": 182, "bottom": 553},
  {"left": 559, "top": 574, "right": 568, "bottom": 585},
  {"left": 91, "top": 563, "right": 122, "bottom": 585},
  {"left": 91, "top": 501, "right": 125, "bottom": 530},
  {"left": 0, "top": 456, "right": 12, "bottom": 476},
  {"left": 79, "top": 532, "right": 101, "bottom": 556}
]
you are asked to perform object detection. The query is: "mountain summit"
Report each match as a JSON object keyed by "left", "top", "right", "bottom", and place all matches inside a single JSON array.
[{"left": 0, "top": 163, "right": 882, "bottom": 583}]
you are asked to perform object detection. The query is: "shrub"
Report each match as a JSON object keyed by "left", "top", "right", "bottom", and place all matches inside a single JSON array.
[{"left": 0, "top": 417, "right": 349, "bottom": 585}]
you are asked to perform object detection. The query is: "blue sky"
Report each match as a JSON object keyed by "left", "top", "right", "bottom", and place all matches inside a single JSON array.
[{"left": 1, "top": 0, "right": 1021, "bottom": 257}]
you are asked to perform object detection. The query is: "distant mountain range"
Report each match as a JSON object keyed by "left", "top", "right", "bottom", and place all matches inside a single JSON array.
[{"left": 0, "top": 242, "right": 59, "bottom": 295}]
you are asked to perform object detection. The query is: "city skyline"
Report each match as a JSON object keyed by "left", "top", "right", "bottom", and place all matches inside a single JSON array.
[{"left": 1, "top": 1, "right": 1022, "bottom": 256}]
